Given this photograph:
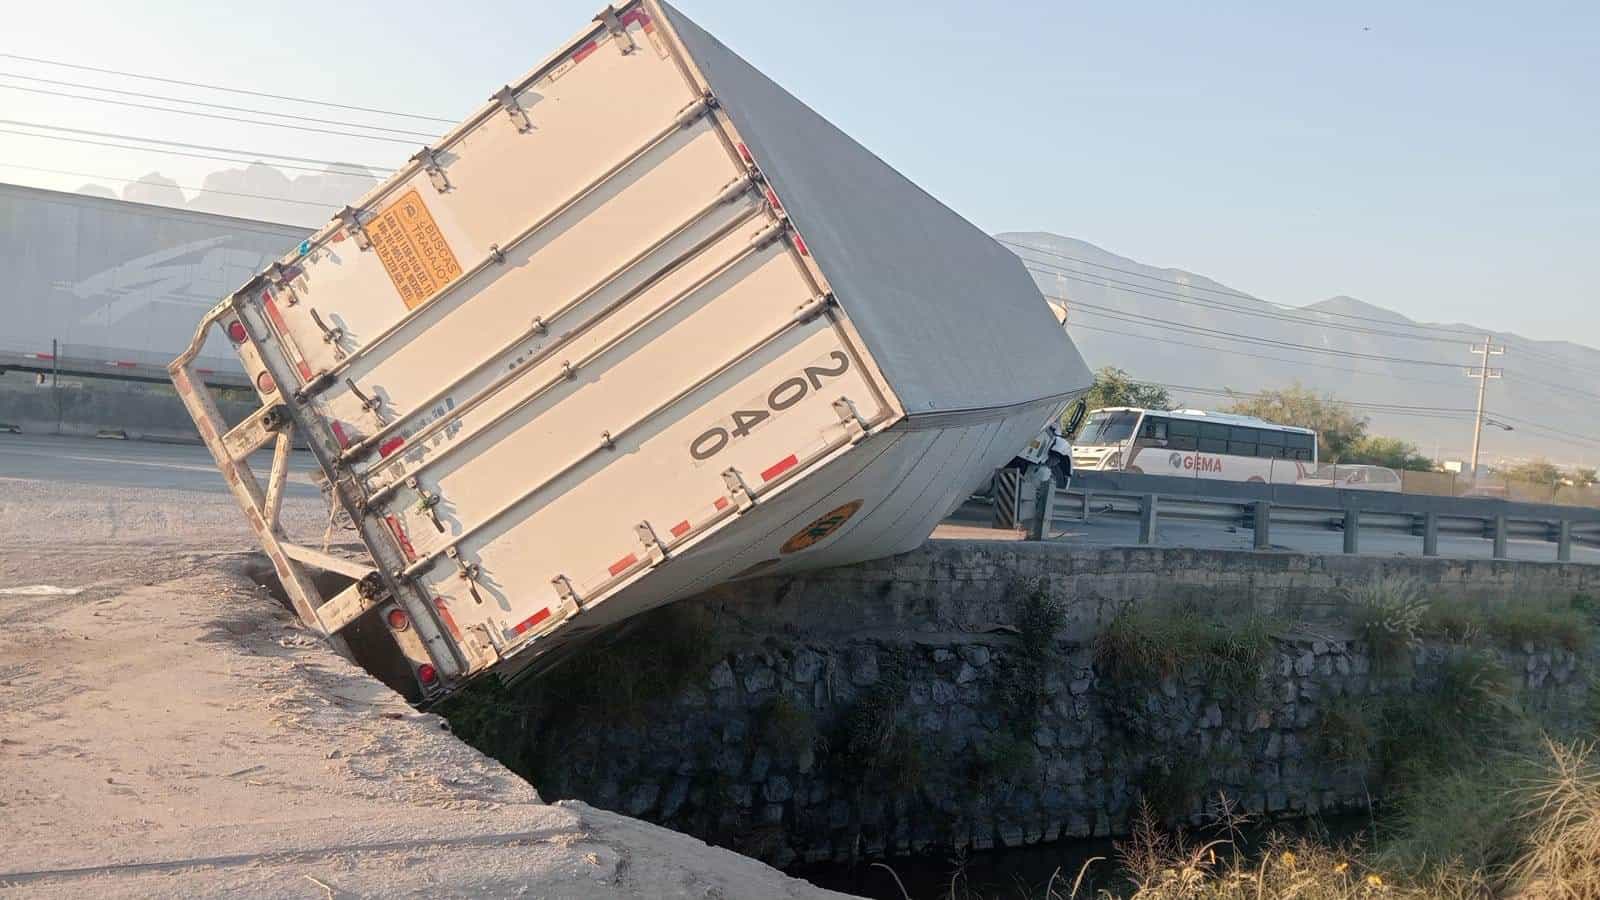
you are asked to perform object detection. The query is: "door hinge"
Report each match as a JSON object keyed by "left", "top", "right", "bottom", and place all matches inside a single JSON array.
[
  {"left": 722, "top": 468, "right": 755, "bottom": 512},
  {"left": 833, "top": 396, "right": 869, "bottom": 444},
  {"left": 491, "top": 85, "right": 533, "bottom": 133},
  {"left": 335, "top": 206, "right": 371, "bottom": 250},
  {"left": 594, "top": 5, "right": 637, "bottom": 55},
  {"left": 635, "top": 521, "right": 667, "bottom": 566},
  {"left": 412, "top": 146, "right": 450, "bottom": 193}
]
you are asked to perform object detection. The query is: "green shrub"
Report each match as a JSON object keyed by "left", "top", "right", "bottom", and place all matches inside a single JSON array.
[
  {"left": 1484, "top": 602, "right": 1592, "bottom": 653},
  {"left": 1345, "top": 575, "right": 1428, "bottom": 669},
  {"left": 1094, "top": 605, "right": 1273, "bottom": 693},
  {"left": 1001, "top": 580, "right": 1066, "bottom": 736},
  {"left": 1316, "top": 698, "right": 1375, "bottom": 768}
]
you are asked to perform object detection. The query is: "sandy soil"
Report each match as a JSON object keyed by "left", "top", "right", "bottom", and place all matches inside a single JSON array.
[{"left": 0, "top": 478, "right": 853, "bottom": 898}]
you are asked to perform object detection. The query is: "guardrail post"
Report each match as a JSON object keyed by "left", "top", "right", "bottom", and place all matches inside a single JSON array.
[
  {"left": 1343, "top": 508, "right": 1360, "bottom": 554},
  {"left": 1026, "top": 475, "right": 1054, "bottom": 541},
  {"left": 1422, "top": 512, "right": 1439, "bottom": 557},
  {"left": 1492, "top": 514, "right": 1508, "bottom": 559},
  {"left": 1139, "top": 494, "right": 1158, "bottom": 545},
  {"left": 1252, "top": 501, "right": 1271, "bottom": 550},
  {"left": 1556, "top": 520, "right": 1572, "bottom": 563}
]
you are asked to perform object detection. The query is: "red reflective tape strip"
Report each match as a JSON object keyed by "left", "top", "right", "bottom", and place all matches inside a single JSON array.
[
  {"left": 620, "top": 8, "right": 651, "bottom": 28},
  {"left": 261, "top": 294, "right": 314, "bottom": 381},
  {"left": 714, "top": 496, "right": 730, "bottom": 511},
  {"left": 385, "top": 515, "right": 417, "bottom": 561},
  {"left": 761, "top": 454, "right": 798, "bottom": 482},
  {"left": 669, "top": 520, "right": 691, "bottom": 538},
  {"left": 330, "top": 421, "right": 350, "bottom": 449},
  {"left": 608, "top": 553, "right": 638, "bottom": 577},
  {"left": 434, "top": 597, "right": 463, "bottom": 641},
  {"left": 764, "top": 186, "right": 782, "bottom": 211},
  {"left": 377, "top": 436, "right": 406, "bottom": 458},
  {"left": 330, "top": 230, "right": 346, "bottom": 243},
  {"left": 33, "top": 353, "right": 53, "bottom": 360},
  {"left": 793, "top": 233, "right": 810, "bottom": 256},
  {"left": 572, "top": 40, "right": 598, "bottom": 63},
  {"left": 514, "top": 607, "right": 552, "bottom": 635},
  {"left": 736, "top": 142, "right": 753, "bottom": 165}
]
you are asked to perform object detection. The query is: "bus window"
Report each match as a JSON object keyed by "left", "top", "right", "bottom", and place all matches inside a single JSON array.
[
  {"left": 1258, "top": 430, "right": 1286, "bottom": 453},
  {"left": 1286, "top": 432, "right": 1315, "bottom": 461},
  {"left": 1137, "top": 417, "right": 1170, "bottom": 447},
  {"left": 1079, "top": 411, "right": 1140, "bottom": 445},
  {"left": 1228, "top": 426, "right": 1258, "bottom": 457},
  {"left": 1167, "top": 419, "right": 1198, "bottom": 451},
  {"left": 1198, "top": 422, "right": 1229, "bottom": 454}
]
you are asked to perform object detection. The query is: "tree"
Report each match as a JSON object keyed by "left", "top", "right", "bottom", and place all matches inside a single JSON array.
[
  {"left": 1498, "top": 459, "right": 1561, "bottom": 486},
  {"left": 1223, "top": 383, "right": 1368, "bottom": 462},
  {"left": 1573, "top": 468, "right": 1598, "bottom": 488},
  {"left": 1082, "top": 366, "right": 1171, "bottom": 413},
  {"left": 1340, "top": 436, "right": 1436, "bottom": 472}
]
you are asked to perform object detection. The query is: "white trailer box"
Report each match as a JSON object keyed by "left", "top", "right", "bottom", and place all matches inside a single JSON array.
[{"left": 171, "top": 0, "right": 1091, "bottom": 701}]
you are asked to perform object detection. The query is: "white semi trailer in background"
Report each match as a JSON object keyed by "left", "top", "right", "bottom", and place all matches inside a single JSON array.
[
  {"left": 0, "top": 182, "right": 305, "bottom": 387},
  {"left": 172, "top": 0, "right": 1092, "bottom": 701}
]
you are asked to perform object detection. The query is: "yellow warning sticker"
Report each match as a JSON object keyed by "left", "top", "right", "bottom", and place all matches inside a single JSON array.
[{"left": 368, "top": 188, "right": 462, "bottom": 310}]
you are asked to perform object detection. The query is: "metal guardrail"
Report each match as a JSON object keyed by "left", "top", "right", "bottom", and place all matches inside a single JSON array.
[{"left": 1049, "top": 471, "right": 1600, "bottom": 562}]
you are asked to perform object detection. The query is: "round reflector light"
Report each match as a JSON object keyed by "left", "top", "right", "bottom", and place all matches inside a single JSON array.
[
  {"left": 226, "top": 321, "right": 248, "bottom": 343},
  {"left": 417, "top": 663, "right": 438, "bottom": 685},
  {"left": 256, "top": 371, "right": 277, "bottom": 394},
  {"left": 386, "top": 608, "right": 411, "bottom": 631}
]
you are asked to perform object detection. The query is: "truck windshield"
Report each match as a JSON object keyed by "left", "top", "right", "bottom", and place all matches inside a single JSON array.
[{"left": 1079, "top": 411, "right": 1140, "bottom": 444}]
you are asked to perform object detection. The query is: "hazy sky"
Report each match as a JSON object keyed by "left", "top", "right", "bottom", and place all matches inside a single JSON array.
[{"left": 3, "top": 0, "right": 1594, "bottom": 342}]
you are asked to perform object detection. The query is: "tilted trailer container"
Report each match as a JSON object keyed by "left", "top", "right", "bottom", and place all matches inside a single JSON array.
[{"left": 170, "top": 0, "right": 1092, "bottom": 701}]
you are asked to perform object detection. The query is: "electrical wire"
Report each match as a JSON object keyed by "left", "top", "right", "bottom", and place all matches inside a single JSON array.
[
  {"left": 1048, "top": 293, "right": 1466, "bottom": 369},
  {"left": 0, "top": 71, "right": 440, "bottom": 139},
  {"left": 1011, "top": 236, "right": 1600, "bottom": 382},
  {"left": 1025, "top": 256, "right": 1465, "bottom": 345},
  {"left": 0, "top": 119, "right": 389, "bottom": 171},
  {"left": 0, "top": 161, "right": 339, "bottom": 210},
  {"left": 0, "top": 51, "right": 456, "bottom": 124},
  {"left": 0, "top": 126, "right": 379, "bottom": 177},
  {"left": 0, "top": 83, "right": 423, "bottom": 145},
  {"left": 1002, "top": 236, "right": 1486, "bottom": 338}
]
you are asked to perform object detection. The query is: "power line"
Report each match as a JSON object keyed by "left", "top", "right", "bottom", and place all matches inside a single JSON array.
[
  {"left": 0, "top": 119, "right": 388, "bottom": 171},
  {"left": 0, "top": 70, "right": 441, "bottom": 139},
  {"left": 0, "top": 126, "right": 379, "bottom": 177},
  {"left": 1051, "top": 293, "right": 1465, "bottom": 369},
  {"left": 1026, "top": 256, "right": 1465, "bottom": 345},
  {"left": 0, "top": 83, "right": 423, "bottom": 145},
  {"left": 1002, "top": 237, "right": 1486, "bottom": 338},
  {"left": 0, "top": 51, "right": 456, "bottom": 124},
  {"left": 1062, "top": 320, "right": 1464, "bottom": 387},
  {"left": 0, "top": 161, "right": 338, "bottom": 210},
  {"left": 1011, "top": 235, "right": 1600, "bottom": 382}
]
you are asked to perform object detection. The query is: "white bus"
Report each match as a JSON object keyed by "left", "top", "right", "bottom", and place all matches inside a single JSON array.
[{"left": 1070, "top": 407, "right": 1319, "bottom": 484}]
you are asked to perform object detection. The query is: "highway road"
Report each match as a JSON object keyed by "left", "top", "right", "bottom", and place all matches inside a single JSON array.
[
  {"left": 0, "top": 432, "right": 320, "bottom": 497},
  {"left": 946, "top": 495, "right": 1600, "bottom": 564},
  {"left": 5, "top": 433, "right": 1596, "bottom": 565}
]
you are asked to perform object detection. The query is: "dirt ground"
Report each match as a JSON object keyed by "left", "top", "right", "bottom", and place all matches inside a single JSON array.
[{"left": 0, "top": 475, "right": 853, "bottom": 899}]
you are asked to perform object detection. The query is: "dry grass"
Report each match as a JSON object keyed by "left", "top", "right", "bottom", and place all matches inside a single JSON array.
[{"left": 1508, "top": 739, "right": 1600, "bottom": 899}]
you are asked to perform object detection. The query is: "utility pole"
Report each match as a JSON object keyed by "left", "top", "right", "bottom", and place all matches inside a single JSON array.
[{"left": 1466, "top": 335, "right": 1504, "bottom": 479}]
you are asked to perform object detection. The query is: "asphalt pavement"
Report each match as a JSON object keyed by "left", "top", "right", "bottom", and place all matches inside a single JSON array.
[
  {"left": 6, "top": 433, "right": 1595, "bottom": 565},
  {"left": 0, "top": 433, "right": 321, "bottom": 497}
]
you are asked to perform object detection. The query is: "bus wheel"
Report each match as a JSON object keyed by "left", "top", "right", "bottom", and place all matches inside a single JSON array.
[
  {"left": 1247, "top": 476, "right": 1266, "bottom": 483},
  {"left": 1126, "top": 465, "right": 1143, "bottom": 474}
]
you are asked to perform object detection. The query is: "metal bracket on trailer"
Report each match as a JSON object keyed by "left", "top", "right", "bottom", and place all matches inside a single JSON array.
[
  {"left": 491, "top": 85, "right": 533, "bottom": 133},
  {"left": 594, "top": 5, "right": 638, "bottom": 55},
  {"left": 168, "top": 306, "right": 382, "bottom": 647}
]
